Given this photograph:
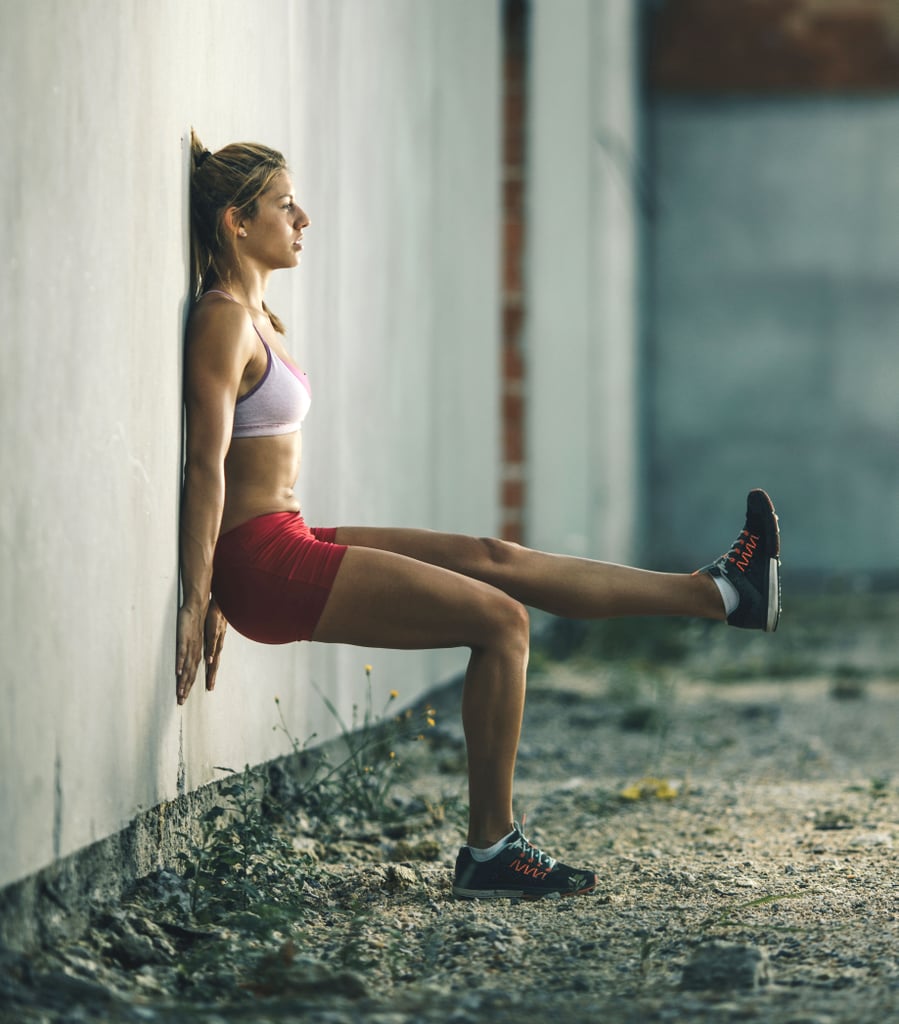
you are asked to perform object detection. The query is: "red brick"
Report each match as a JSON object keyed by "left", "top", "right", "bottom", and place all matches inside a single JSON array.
[
  {"left": 502, "top": 0, "right": 530, "bottom": 544},
  {"left": 649, "top": 0, "right": 899, "bottom": 93},
  {"left": 501, "top": 516, "right": 524, "bottom": 545},
  {"left": 503, "top": 419, "right": 524, "bottom": 463},
  {"left": 502, "top": 479, "right": 525, "bottom": 510},
  {"left": 503, "top": 124, "right": 527, "bottom": 168},
  {"left": 504, "top": 177, "right": 524, "bottom": 218},
  {"left": 503, "top": 391, "right": 523, "bottom": 421},
  {"left": 503, "top": 337, "right": 524, "bottom": 381},
  {"left": 503, "top": 221, "right": 524, "bottom": 294}
]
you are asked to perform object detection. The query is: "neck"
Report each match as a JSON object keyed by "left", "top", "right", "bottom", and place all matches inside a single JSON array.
[{"left": 215, "top": 264, "right": 272, "bottom": 314}]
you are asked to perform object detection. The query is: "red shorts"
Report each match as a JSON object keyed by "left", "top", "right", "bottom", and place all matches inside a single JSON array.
[{"left": 212, "top": 512, "right": 348, "bottom": 644}]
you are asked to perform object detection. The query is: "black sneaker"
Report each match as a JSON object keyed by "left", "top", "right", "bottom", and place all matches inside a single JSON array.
[
  {"left": 452, "top": 824, "right": 597, "bottom": 900},
  {"left": 695, "top": 488, "right": 782, "bottom": 632}
]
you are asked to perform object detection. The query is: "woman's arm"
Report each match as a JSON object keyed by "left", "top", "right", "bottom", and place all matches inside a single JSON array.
[{"left": 176, "top": 302, "right": 256, "bottom": 704}]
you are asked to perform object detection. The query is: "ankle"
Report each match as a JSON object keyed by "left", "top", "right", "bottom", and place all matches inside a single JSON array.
[
  {"left": 466, "top": 821, "right": 515, "bottom": 850},
  {"left": 696, "top": 572, "right": 728, "bottom": 621}
]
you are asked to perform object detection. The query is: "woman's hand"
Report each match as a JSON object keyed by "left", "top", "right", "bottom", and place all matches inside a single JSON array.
[
  {"left": 176, "top": 603, "right": 205, "bottom": 704},
  {"left": 175, "top": 599, "right": 227, "bottom": 704},
  {"left": 203, "top": 598, "right": 227, "bottom": 692}
]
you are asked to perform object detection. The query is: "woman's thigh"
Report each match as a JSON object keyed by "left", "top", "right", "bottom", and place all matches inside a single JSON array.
[
  {"left": 311, "top": 544, "right": 525, "bottom": 650},
  {"left": 332, "top": 526, "right": 504, "bottom": 581}
]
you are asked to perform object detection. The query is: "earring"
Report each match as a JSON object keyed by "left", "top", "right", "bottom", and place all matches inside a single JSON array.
[{"left": 238, "top": 228, "right": 247, "bottom": 237}]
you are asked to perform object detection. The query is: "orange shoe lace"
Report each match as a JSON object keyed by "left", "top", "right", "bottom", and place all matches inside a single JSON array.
[{"left": 725, "top": 530, "right": 760, "bottom": 574}]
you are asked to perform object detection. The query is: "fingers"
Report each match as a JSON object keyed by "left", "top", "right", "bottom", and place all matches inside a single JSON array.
[
  {"left": 204, "top": 620, "right": 226, "bottom": 692},
  {"left": 204, "top": 637, "right": 223, "bottom": 691},
  {"left": 177, "top": 606, "right": 198, "bottom": 704},
  {"left": 176, "top": 634, "right": 201, "bottom": 703},
  {"left": 176, "top": 657, "right": 199, "bottom": 705},
  {"left": 205, "top": 652, "right": 221, "bottom": 691},
  {"left": 177, "top": 604, "right": 225, "bottom": 704}
]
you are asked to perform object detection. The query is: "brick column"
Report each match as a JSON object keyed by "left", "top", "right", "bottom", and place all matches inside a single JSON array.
[{"left": 501, "top": 0, "right": 529, "bottom": 543}]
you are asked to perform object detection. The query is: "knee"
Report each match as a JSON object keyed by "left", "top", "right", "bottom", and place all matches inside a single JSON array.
[
  {"left": 478, "top": 536, "right": 523, "bottom": 569},
  {"left": 487, "top": 593, "right": 530, "bottom": 653}
]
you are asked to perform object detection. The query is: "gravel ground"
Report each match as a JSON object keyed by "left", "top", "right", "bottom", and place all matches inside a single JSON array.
[{"left": 2, "top": 596, "right": 898, "bottom": 1024}]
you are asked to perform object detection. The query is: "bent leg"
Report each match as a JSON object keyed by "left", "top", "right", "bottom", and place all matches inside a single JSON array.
[
  {"left": 311, "top": 546, "right": 530, "bottom": 849},
  {"left": 331, "top": 526, "right": 725, "bottom": 622}
]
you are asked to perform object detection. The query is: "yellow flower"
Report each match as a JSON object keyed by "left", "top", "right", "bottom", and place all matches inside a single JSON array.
[
  {"left": 389, "top": 689, "right": 399, "bottom": 699},
  {"left": 426, "top": 717, "right": 436, "bottom": 728},
  {"left": 389, "top": 751, "right": 396, "bottom": 759},
  {"left": 620, "top": 776, "right": 680, "bottom": 801},
  {"left": 364, "top": 664, "right": 373, "bottom": 674}
]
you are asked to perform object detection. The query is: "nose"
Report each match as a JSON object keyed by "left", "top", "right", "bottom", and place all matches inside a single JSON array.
[{"left": 295, "top": 206, "right": 310, "bottom": 229}]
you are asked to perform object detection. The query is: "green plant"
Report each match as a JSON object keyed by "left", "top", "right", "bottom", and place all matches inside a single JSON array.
[
  {"left": 869, "top": 775, "right": 891, "bottom": 798},
  {"left": 176, "top": 764, "right": 310, "bottom": 926},
  {"left": 275, "top": 665, "right": 438, "bottom": 825},
  {"left": 638, "top": 932, "right": 657, "bottom": 978},
  {"left": 702, "top": 891, "right": 806, "bottom": 930},
  {"left": 607, "top": 667, "right": 678, "bottom": 744}
]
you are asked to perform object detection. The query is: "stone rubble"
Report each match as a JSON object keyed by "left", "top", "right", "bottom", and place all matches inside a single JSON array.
[{"left": 2, "top": 606, "right": 899, "bottom": 1024}]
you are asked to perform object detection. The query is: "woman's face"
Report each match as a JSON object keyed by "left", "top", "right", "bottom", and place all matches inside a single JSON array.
[{"left": 239, "top": 170, "right": 310, "bottom": 270}]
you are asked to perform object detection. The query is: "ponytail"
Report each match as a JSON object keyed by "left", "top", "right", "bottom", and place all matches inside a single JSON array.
[{"left": 188, "top": 128, "right": 288, "bottom": 334}]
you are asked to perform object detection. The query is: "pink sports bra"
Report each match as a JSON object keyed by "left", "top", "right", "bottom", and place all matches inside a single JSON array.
[{"left": 202, "top": 290, "right": 312, "bottom": 438}]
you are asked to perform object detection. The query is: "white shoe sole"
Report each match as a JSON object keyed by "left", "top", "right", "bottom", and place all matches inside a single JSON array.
[{"left": 766, "top": 558, "right": 781, "bottom": 632}]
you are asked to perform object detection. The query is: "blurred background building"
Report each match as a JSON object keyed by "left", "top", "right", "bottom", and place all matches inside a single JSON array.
[{"left": 506, "top": 0, "right": 899, "bottom": 584}]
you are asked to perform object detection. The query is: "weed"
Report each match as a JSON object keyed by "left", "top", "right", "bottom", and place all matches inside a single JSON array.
[
  {"left": 276, "top": 665, "right": 438, "bottom": 826},
  {"left": 869, "top": 776, "right": 891, "bottom": 798},
  {"left": 703, "top": 891, "right": 806, "bottom": 930},
  {"left": 607, "top": 667, "right": 678, "bottom": 737},
  {"left": 638, "top": 932, "right": 657, "bottom": 978},
  {"left": 176, "top": 764, "right": 311, "bottom": 927},
  {"left": 830, "top": 667, "right": 869, "bottom": 700}
]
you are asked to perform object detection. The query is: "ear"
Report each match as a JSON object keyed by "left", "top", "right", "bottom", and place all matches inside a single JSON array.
[{"left": 223, "top": 207, "right": 248, "bottom": 238}]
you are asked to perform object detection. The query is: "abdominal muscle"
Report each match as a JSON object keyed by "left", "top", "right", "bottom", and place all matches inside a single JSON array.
[{"left": 220, "top": 430, "right": 303, "bottom": 535}]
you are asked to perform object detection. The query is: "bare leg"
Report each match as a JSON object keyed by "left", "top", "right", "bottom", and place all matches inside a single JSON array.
[
  {"left": 331, "top": 527, "right": 726, "bottom": 622},
  {"left": 311, "top": 546, "right": 530, "bottom": 848}
]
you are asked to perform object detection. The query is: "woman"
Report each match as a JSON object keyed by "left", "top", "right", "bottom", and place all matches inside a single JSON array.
[{"left": 177, "top": 132, "right": 782, "bottom": 901}]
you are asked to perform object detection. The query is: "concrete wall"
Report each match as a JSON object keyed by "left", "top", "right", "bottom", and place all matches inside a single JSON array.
[
  {"left": 526, "top": 0, "right": 642, "bottom": 563},
  {"left": 647, "top": 98, "right": 899, "bottom": 575},
  {"left": 0, "top": 0, "right": 500, "bottom": 892}
]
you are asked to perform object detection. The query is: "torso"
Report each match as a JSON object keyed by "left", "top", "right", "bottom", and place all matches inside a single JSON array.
[
  {"left": 220, "top": 432, "right": 303, "bottom": 535},
  {"left": 190, "top": 290, "right": 309, "bottom": 535}
]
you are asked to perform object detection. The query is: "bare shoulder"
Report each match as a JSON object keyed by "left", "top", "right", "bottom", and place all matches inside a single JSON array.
[
  {"left": 186, "top": 294, "right": 257, "bottom": 378},
  {"left": 188, "top": 294, "right": 255, "bottom": 352}
]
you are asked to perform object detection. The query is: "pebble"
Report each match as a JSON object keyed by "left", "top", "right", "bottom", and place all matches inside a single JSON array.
[
  {"left": 292, "top": 835, "right": 321, "bottom": 858},
  {"left": 7, "top": 667, "right": 899, "bottom": 1023},
  {"left": 849, "top": 832, "right": 893, "bottom": 848},
  {"left": 680, "top": 940, "right": 773, "bottom": 991}
]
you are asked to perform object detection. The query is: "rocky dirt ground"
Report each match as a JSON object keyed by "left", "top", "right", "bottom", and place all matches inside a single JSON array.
[{"left": 2, "top": 593, "right": 898, "bottom": 1024}]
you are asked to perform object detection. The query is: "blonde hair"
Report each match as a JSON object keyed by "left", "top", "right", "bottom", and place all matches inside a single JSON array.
[{"left": 189, "top": 129, "right": 287, "bottom": 333}]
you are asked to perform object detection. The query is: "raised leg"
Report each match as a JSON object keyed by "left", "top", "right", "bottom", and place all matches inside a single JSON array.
[
  {"left": 311, "top": 546, "right": 530, "bottom": 848},
  {"left": 331, "top": 527, "right": 726, "bottom": 622}
]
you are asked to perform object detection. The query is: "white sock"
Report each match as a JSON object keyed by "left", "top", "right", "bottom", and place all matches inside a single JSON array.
[
  {"left": 467, "top": 829, "right": 516, "bottom": 862},
  {"left": 712, "top": 574, "right": 740, "bottom": 616}
]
